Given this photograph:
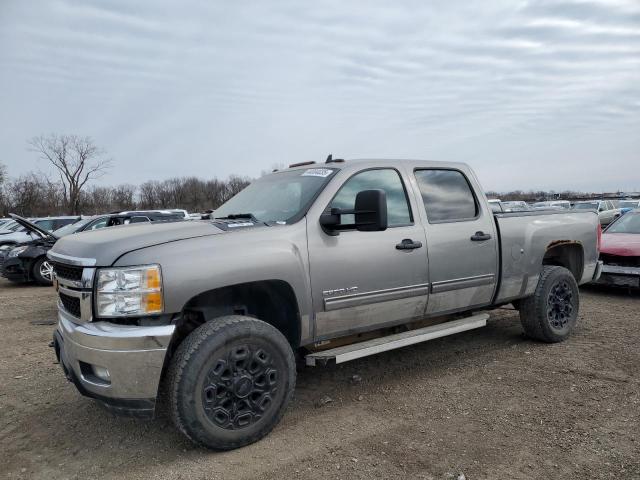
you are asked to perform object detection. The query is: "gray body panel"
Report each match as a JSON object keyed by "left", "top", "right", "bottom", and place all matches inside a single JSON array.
[
  {"left": 51, "top": 220, "right": 223, "bottom": 266},
  {"left": 494, "top": 209, "right": 599, "bottom": 303},
  {"left": 114, "top": 221, "right": 315, "bottom": 345}
]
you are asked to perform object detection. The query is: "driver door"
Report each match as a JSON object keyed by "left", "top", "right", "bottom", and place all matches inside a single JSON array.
[{"left": 307, "top": 168, "right": 429, "bottom": 340}]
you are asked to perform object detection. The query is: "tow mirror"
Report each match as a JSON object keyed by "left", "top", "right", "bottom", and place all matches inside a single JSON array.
[{"left": 320, "top": 189, "right": 388, "bottom": 235}]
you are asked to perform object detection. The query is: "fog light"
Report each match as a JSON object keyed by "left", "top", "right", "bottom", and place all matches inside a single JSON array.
[{"left": 92, "top": 365, "right": 111, "bottom": 382}]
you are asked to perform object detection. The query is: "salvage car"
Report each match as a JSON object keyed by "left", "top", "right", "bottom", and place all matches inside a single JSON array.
[
  {"left": 531, "top": 200, "right": 571, "bottom": 210},
  {"left": 501, "top": 201, "right": 530, "bottom": 212},
  {"left": 48, "top": 159, "right": 601, "bottom": 450},
  {"left": 595, "top": 209, "right": 640, "bottom": 288},
  {"left": 2, "top": 212, "right": 185, "bottom": 285},
  {"left": 0, "top": 216, "right": 80, "bottom": 247},
  {"left": 618, "top": 199, "right": 640, "bottom": 215},
  {"left": 573, "top": 200, "right": 621, "bottom": 226}
]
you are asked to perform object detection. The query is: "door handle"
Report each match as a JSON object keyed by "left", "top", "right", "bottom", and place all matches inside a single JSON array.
[
  {"left": 396, "top": 239, "right": 423, "bottom": 250},
  {"left": 470, "top": 231, "right": 492, "bottom": 241}
]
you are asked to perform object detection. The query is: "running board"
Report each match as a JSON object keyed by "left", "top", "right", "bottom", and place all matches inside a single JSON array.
[{"left": 305, "top": 313, "right": 489, "bottom": 366}]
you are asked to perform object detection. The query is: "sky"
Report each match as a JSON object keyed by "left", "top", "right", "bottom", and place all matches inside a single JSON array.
[{"left": 0, "top": 0, "right": 639, "bottom": 193}]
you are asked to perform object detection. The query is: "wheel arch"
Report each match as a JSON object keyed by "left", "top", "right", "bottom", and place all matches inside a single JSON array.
[
  {"left": 542, "top": 241, "right": 584, "bottom": 281},
  {"left": 171, "top": 280, "right": 302, "bottom": 354}
]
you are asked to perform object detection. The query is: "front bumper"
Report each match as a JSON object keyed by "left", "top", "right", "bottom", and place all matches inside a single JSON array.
[
  {"left": 594, "top": 264, "right": 640, "bottom": 288},
  {"left": 53, "top": 308, "right": 175, "bottom": 418},
  {"left": 1, "top": 257, "right": 28, "bottom": 282}
]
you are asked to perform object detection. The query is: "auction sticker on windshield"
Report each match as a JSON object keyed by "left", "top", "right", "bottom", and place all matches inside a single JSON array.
[{"left": 302, "top": 168, "right": 333, "bottom": 178}]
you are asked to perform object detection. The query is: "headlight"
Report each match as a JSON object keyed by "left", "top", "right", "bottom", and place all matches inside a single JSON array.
[
  {"left": 95, "top": 265, "right": 163, "bottom": 317},
  {"left": 8, "top": 246, "right": 28, "bottom": 258}
]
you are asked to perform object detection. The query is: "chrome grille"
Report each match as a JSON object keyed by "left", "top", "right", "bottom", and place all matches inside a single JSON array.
[
  {"left": 52, "top": 262, "right": 84, "bottom": 282},
  {"left": 59, "top": 292, "right": 81, "bottom": 318}
]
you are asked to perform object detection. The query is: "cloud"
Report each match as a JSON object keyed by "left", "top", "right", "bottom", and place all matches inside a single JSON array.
[{"left": 0, "top": 0, "right": 638, "bottom": 192}]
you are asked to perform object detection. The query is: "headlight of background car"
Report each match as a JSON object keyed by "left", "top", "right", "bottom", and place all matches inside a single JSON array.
[
  {"left": 7, "top": 245, "right": 29, "bottom": 258},
  {"left": 95, "top": 265, "right": 163, "bottom": 317}
]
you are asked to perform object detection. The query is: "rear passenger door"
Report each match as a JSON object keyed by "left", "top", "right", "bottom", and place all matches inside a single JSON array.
[{"left": 412, "top": 168, "right": 499, "bottom": 315}]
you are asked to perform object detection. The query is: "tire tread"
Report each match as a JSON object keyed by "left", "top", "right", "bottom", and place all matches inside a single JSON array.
[
  {"left": 519, "top": 265, "right": 579, "bottom": 343},
  {"left": 166, "top": 315, "right": 295, "bottom": 450}
]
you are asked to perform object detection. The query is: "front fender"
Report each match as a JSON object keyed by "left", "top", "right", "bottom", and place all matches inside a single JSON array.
[{"left": 113, "top": 222, "right": 314, "bottom": 343}]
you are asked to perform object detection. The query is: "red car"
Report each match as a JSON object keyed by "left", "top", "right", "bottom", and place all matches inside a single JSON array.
[{"left": 596, "top": 210, "right": 640, "bottom": 288}]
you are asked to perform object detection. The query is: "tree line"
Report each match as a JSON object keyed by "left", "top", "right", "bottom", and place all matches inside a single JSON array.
[
  {"left": 0, "top": 134, "right": 250, "bottom": 217},
  {"left": 0, "top": 133, "right": 624, "bottom": 217},
  {"left": 0, "top": 172, "right": 250, "bottom": 217}
]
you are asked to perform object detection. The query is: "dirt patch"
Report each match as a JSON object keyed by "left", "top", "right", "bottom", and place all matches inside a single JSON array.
[{"left": 0, "top": 279, "right": 638, "bottom": 479}]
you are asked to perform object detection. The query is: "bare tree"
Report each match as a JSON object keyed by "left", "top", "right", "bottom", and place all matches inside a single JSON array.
[{"left": 28, "top": 134, "right": 112, "bottom": 214}]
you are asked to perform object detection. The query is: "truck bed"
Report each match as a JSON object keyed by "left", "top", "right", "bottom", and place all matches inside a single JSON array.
[{"left": 492, "top": 209, "right": 600, "bottom": 304}]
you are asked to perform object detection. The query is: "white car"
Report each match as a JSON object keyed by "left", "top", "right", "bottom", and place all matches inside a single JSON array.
[
  {"left": 573, "top": 200, "right": 622, "bottom": 226},
  {"left": 531, "top": 200, "right": 571, "bottom": 210}
]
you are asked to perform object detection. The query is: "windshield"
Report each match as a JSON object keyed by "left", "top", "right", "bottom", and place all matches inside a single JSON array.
[
  {"left": 574, "top": 202, "right": 598, "bottom": 210},
  {"left": 53, "top": 218, "right": 93, "bottom": 237},
  {"left": 606, "top": 212, "right": 640, "bottom": 234},
  {"left": 619, "top": 200, "right": 639, "bottom": 209},
  {"left": 214, "top": 168, "right": 337, "bottom": 224},
  {"left": 9, "top": 222, "right": 25, "bottom": 232},
  {"left": 0, "top": 220, "right": 16, "bottom": 231}
]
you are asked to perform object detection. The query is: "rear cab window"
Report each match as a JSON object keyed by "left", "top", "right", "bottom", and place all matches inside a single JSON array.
[{"left": 413, "top": 169, "right": 478, "bottom": 223}]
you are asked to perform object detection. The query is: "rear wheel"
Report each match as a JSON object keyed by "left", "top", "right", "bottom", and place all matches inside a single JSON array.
[
  {"left": 32, "top": 256, "right": 54, "bottom": 286},
  {"left": 167, "top": 315, "right": 296, "bottom": 450},
  {"left": 519, "top": 265, "right": 580, "bottom": 343}
]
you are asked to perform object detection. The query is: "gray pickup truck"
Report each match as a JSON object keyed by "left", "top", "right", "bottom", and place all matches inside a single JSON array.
[{"left": 49, "top": 159, "right": 602, "bottom": 450}]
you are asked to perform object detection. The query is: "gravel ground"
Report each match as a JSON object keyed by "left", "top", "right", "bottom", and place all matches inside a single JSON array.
[{"left": 0, "top": 278, "right": 638, "bottom": 480}]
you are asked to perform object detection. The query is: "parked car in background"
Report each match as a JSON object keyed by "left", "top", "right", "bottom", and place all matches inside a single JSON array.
[
  {"left": 0, "top": 216, "right": 63, "bottom": 285},
  {"left": 487, "top": 199, "right": 502, "bottom": 213},
  {"left": 0, "top": 216, "right": 79, "bottom": 247},
  {"left": 200, "top": 209, "right": 216, "bottom": 219},
  {"left": 531, "top": 200, "right": 571, "bottom": 210},
  {"left": 573, "top": 200, "right": 621, "bottom": 226},
  {"left": 595, "top": 210, "right": 640, "bottom": 288},
  {"left": 501, "top": 201, "right": 530, "bottom": 212},
  {"left": 31, "top": 216, "right": 81, "bottom": 232},
  {"left": 117, "top": 209, "right": 189, "bottom": 219},
  {"left": 618, "top": 199, "right": 640, "bottom": 215},
  {"left": 0, "top": 220, "right": 21, "bottom": 234},
  {"left": 0, "top": 218, "right": 13, "bottom": 229},
  {"left": 1, "top": 212, "right": 185, "bottom": 285}
]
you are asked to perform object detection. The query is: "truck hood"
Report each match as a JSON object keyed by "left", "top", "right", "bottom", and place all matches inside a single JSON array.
[
  {"left": 49, "top": 220, "right": 226, "bottom": 266},
  {"left": 600, "top": 233, "right": 640, "bottom": 256}
]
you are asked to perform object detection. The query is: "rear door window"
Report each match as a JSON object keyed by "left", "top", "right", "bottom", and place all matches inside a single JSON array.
[{"left": 414, "top": 169, "right": 478, "bottom": 222}]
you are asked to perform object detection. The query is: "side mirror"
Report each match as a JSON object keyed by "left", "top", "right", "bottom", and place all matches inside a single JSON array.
[
  {"left": 320, "top": 189, "right": 388, "bottom": 234},
  {"left": 354, "top": 189, "right": 388, "bottom": 231}
]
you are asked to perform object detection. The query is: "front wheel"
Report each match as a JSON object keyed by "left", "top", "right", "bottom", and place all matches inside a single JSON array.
[
  {"left": 32, "top": 256, "right": 54, "bottom": 286},
  {"left": 519, "top": 265, "right": 580, "bottom": 343},
  {"left": 167, "top": 315, "right": 296, "bottom": 450}
]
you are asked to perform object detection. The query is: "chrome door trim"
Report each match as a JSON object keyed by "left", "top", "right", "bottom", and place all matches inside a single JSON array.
[
  {"left": 324, "top": 283, "right": 430, "bottom": 311},
  {"left": 431, "top": 274, "right": 495, "bottom": 294}
]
